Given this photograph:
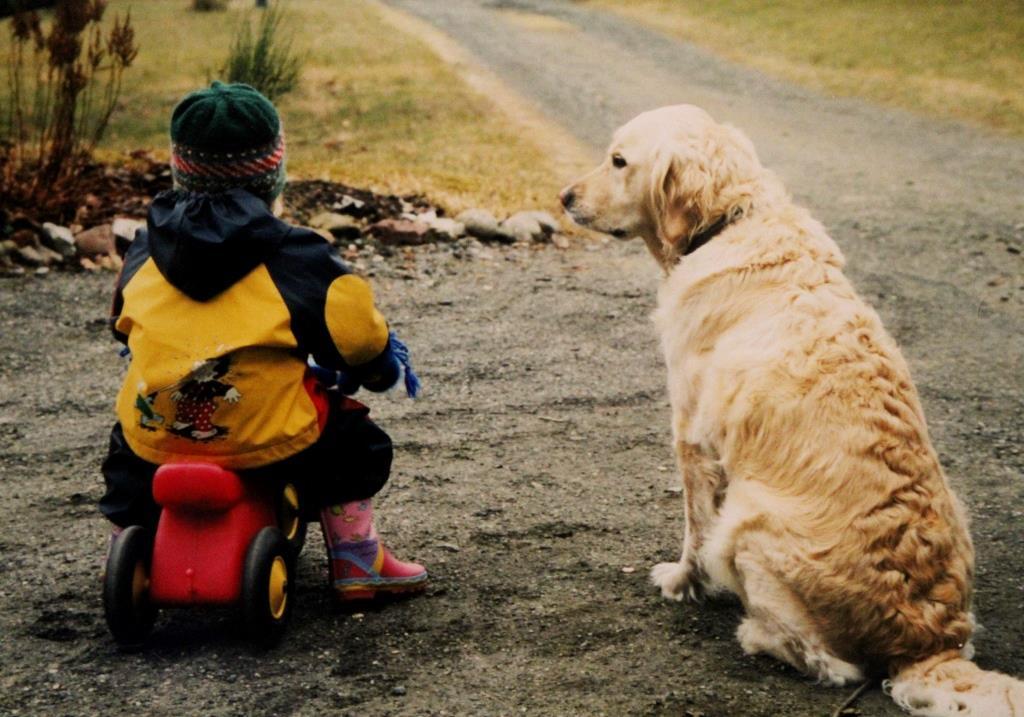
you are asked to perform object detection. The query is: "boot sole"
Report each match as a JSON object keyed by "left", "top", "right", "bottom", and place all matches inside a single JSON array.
[{"left": 335, "top": 578, "right": 428, "bottom": 603}]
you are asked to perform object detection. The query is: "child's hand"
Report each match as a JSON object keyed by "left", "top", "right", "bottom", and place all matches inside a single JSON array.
[
  {"left": 171, "top": 390, "right": 183, "bottom": 402},
  {"left": 225, "top": 388, "right": 242, "bottom": 404}
]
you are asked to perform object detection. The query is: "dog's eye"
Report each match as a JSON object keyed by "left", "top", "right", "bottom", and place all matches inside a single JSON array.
[{"left": 611, "top": 153, "right": 627, "bottom": 169}]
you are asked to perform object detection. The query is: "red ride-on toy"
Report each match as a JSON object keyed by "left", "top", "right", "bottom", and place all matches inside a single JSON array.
[{"left": 103, "top": 463, "right": 306, "bottom": 647}]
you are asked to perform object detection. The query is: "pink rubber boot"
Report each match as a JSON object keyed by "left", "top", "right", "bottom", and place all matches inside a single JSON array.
[{"left": 320, "top": 499, "right": 427, "bottom": 602}]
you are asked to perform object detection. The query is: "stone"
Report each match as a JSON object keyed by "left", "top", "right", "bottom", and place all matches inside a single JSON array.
[
  {"left": 519, "top": 210, "right": 560, "bottom": 234},
  {"left": 407, "top": 209, "right": 437, "bottom": 223},
  {"left": 423, "top": 216, "right": 465, "bottom": 240},
  {"left": 38, "top": 246, "right": 65, "bottom": 265},
  {"left": 10, "top": 241, "right": 62, "bottom": 267},
  {"left": 456, "top": 209, "right": 503, "bottom": 241},
  {"left": 75, "top": 224, "right": 116, "bottom": 256},
  {"left": 331, "top": 195, "right": 366, "bottom": 215},
  {"left": 112, "top": 218, "right": 145, "bottom": 251},
  {"left": 14, "top": 245, "right": 45, "bottom": 267},
  {"left": 41, "top": 223, "right": 77, "bottom": 258},
  {"left": 496, "top": 226, "right": 520, "bottom": 243},
  {"left": 501, "top": 212, "right": 545, "bottom": 243},
  {"left": 96, "top": 253, "right": 123, "bottom": 272},
  {"left": 309, "top": 212, "right": 362, "bottom": 240},
  {"left": 551, "top": 233, "right": 571, "bottom": 249},
  {"left": 0, "top": 262, "right": 26, "bottom": 277},
  {"left": 370, "top": 218, "right": 434, "bottom": 246}
]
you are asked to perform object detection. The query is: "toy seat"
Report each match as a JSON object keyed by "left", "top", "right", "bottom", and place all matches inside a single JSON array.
[
  {"left": 149, "top": 463, "right": 277, "bottom": 606},
  {"left": 153, "top": 463, "right": 244, "bottom": 510}
]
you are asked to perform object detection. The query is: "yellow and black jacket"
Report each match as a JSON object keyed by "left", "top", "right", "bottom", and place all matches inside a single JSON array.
[{"left": 111, "top": 188, "right": 399, "bottom": 469}]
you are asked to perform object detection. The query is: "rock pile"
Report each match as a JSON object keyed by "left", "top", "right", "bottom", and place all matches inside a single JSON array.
[
  {"left": 1, "top": 166, "right": 571, "bottom": 277},
  {"left": 1, "top": 151, "right": 168, "bottom": 276},
  {"left": 0, "top": 210, "right": 147, "bottom": 276},
  {"left": 300, "top": 198, "right": 564, "bottom": 250},
  {"left": 286, "top": 178, "right": 565, "bottom": 248},
  {"left": 286, "top": 179, "right": 435, "bottom": 224}
]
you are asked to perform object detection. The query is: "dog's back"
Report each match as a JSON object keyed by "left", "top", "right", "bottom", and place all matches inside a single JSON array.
[
  {"left": 655, "top": 202, "right": 974, "bottom": 671},
  {"left": 564, "top": 104, "right": 1018, "bottom": 712}
]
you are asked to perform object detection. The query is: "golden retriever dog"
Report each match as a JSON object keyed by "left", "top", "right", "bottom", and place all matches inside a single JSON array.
[{"left": 560, "top": 104, "right": 1023, "bottom": 716}]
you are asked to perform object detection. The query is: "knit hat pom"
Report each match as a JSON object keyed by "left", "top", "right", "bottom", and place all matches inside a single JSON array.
[{"left": 170, "top": 81, "right": 286, "bottom": 202}]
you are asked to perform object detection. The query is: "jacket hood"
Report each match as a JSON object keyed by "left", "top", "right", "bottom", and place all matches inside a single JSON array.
[{"left": 146, "top": 188, "right": 286, "bottom": 301}]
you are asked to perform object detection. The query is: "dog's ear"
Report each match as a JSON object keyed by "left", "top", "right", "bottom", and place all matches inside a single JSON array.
[
  {"left": 649, "top": 124, "right": 762, "bottom": 258},
  {"left": 648, "top": 144, "right": 714, "bottom": 253}
]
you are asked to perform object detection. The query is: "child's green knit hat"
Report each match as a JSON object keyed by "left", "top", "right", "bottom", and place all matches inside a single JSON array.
[{"left": 169, "top": 81, "right": 286, "bottom": 203}]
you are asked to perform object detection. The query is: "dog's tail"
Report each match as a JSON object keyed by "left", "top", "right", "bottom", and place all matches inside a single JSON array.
[{"left": 885, "top": 650, "right": 1024, "bottom": 716}]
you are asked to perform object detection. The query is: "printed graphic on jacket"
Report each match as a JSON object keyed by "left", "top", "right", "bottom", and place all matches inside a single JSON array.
[
  {"left": 135, "top": 392, "right": 165, "bottom": 431},
  {"left": 134, "top": 357, "right": 241, "bottom": 442}
]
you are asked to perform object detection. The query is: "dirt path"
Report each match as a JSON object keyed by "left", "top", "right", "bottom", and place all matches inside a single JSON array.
[
  {"left": 2, "top": 2, "right": 1023, "bottom": 716},
  {"left": 384, "top": 0, "right": 1024, "bottom": 305}
]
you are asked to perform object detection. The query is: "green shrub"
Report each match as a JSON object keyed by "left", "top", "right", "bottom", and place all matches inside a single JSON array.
[
  {"left": 221, "top": 2, "right": 301, "bottom": 100},
  {"left": 1, "top": 0, "right": 138, "bottom": 216}
]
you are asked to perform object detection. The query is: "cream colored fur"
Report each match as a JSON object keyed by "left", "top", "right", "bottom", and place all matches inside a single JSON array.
[{"left": 562, "top": 105, "right": 1023, "bottom": 715}]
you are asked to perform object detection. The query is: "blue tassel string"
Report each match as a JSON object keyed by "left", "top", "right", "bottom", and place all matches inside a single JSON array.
[{"left": 390, "top": 332, "right": 421, "bottom": 399}]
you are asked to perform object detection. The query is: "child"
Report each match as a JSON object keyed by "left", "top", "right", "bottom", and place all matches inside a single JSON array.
[{"left": 100, "top": 81, "right": 427, "bottom": 602}]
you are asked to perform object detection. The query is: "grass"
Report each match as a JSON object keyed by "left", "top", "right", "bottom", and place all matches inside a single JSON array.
[
  {"left": 588, "top": 0, "right": 1024, "bottom": 136},
  {"left": 1, "top": 0, "right": 567, "bottom": 214}
]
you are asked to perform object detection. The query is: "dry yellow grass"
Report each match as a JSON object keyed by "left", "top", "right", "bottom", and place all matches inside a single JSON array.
[
  {"left": 590, "top": 0, "right": 1024, "bottom": 136},
  {"left": 2, "top": 0, "right": 578, "bottom": 214}
]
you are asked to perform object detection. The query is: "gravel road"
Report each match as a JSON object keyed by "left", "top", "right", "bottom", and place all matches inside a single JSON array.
[{"left": 2, "top": 1, "right": 1022, "bottom": 715}]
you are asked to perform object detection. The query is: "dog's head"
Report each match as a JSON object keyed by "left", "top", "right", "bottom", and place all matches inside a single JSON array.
[{"left": 560, "top": 105, "right": 763, "bottom": 266}]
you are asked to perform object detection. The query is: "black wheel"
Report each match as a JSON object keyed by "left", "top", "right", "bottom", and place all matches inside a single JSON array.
[
  {"left": 277, "top": 482, "right": 306, "bottom": 556},
  {"left": 103, "top": 526, "right": 156, "bottom": 646},
  {"left": 241, "top": 527, "right": 294, "bottom": 646}
]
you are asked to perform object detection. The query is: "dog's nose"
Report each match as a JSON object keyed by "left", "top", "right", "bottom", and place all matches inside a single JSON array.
[{"left": 560, "top": 188, "right": 576, "bottom": 210}]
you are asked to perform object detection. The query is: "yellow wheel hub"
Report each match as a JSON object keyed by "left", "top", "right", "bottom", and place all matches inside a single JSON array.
[
  {"left": 131, "top": 561, "right": 149, "bottom": 606},
  {"left": 268, "top": 556, "right": 288, "bottom": 620},
  {"left": 281, "top": 484, "right": 300, "bottom": 541}
]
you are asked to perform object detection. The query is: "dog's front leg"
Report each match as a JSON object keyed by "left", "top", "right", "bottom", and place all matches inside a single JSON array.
[{"left": 651, "top": 442, "right": 724, "bottom": 601}]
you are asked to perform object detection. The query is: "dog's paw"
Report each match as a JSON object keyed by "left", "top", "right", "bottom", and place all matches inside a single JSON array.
[
  {"left": 809, "top": 653, "right": 865, "bottom": 687},
  {"left": 736, "top": 617, "right": 770, "bottom": 655},
  {"left": 650, "top": 561, "right": 702, "bottom": 602}
]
